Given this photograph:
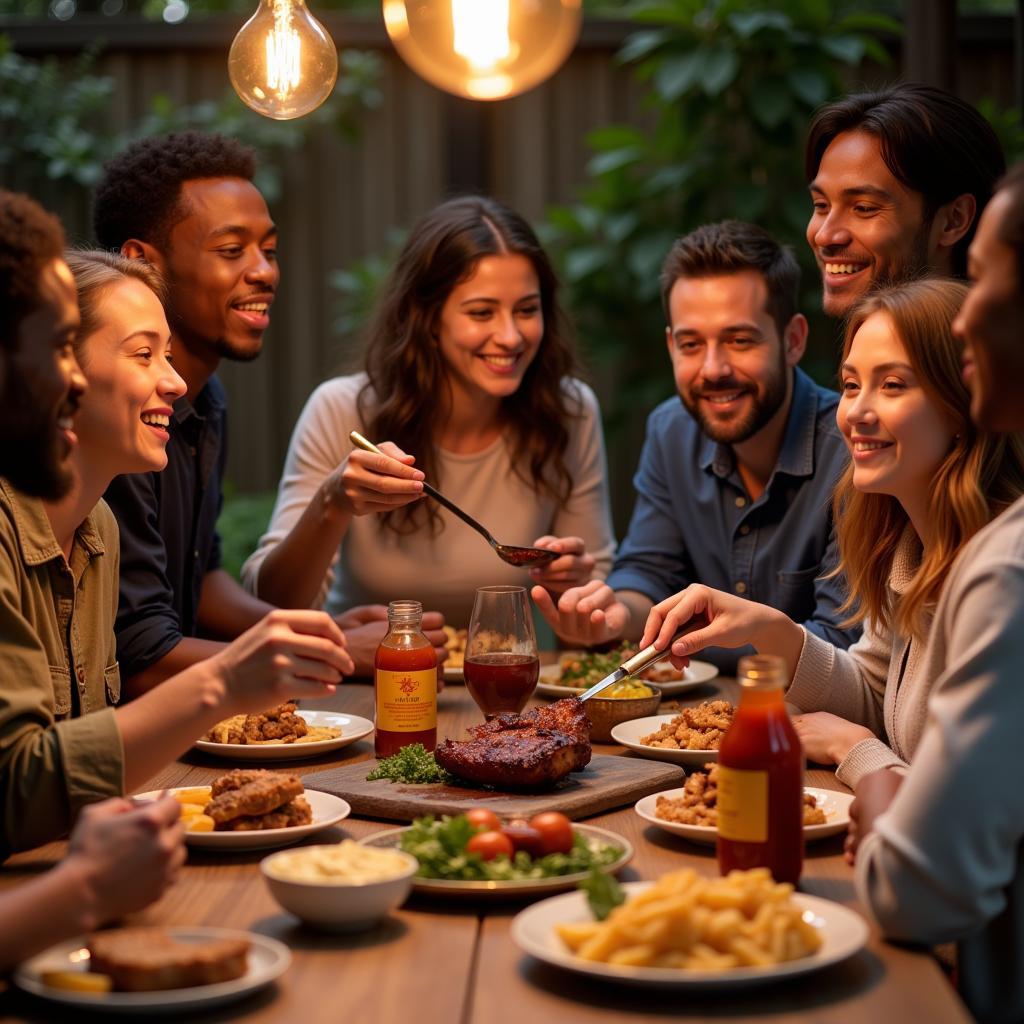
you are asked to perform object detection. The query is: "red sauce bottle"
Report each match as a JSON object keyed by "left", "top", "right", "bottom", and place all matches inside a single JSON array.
[
  {"left": 716, "top": 655, "right": 803, "bottom": 885},
  {"left": 374, "top": 600, "right": 437, "bottom": 758}
]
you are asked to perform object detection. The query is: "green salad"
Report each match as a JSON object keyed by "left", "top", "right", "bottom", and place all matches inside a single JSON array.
[
  {"left": 557, "top": 643, "right": 638, "bottom": 686},
  {"left": 399, "top": 814, "right": 623, "bottom": 882}
]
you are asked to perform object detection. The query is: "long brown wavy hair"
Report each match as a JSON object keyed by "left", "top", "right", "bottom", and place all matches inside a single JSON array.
[
  {"left": 833, "top": 277, "right": 1024, "bottom": 639},
  {"left": 358, "top": 195, "right": 581, "bottom": 534}
]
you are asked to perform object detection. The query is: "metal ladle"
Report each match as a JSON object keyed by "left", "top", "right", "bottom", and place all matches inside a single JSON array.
[{"left": 349, "top": 431, "right": 558, "bottom": 569}]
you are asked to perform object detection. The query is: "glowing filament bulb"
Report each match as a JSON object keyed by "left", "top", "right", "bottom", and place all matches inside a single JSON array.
[
  {"left": 229, "top": 0, "right": 338, "bottom": 120},
  {"left": 265, "top": 6, "right": 301, "bottom": 94},
  {"left": 452, "top": 0, "right": 510, "bottom": 71}
]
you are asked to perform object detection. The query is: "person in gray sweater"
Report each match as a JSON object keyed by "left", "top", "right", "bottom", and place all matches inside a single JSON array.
[{"left": 846, "top": 161, "right": 1024, "bottom": 1024}]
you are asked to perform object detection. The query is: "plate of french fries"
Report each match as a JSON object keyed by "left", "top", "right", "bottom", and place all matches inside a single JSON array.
[
  {"left": 133, "top": 787, "right": 351, "bottom": 851},
  {"left": 511, "top": 868, "right": 868, "bottom": 987}
]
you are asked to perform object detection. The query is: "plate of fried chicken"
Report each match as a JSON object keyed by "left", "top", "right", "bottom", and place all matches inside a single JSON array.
[
  {"left": 195, "top": 703, "right": 373, "bottom": 761},
  {"left": 135, "top": 769, "right": 351, "bottom": 850}
]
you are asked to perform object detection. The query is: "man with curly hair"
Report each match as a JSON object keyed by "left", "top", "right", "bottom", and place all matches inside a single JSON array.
[
  {"left": 94, "top": 132, "right": 446, "bottom": 694},
  {"left": 0, "top": 190, "right": 84, "bottom": 499},
  {"left": 94, "top": 131, "right": 285, "bottom": 697}
]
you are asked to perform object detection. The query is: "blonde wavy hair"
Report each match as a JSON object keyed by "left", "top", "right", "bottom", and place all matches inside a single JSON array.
[{"left": 833, "top": 277, "right": 1024, "bottom": 639}]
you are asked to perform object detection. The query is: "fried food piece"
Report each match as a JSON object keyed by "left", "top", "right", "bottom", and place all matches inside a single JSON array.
[
  {"left": 87, "top": 928, "right": 249, "bottom": 992},
  {"left": 641, "top": 700, "right": 734, "bottom": 750},
  {"left": 656, "top": 762, "right": 720, "bottom": 826},
  {"left": 203, "top": 703, "right": 315, "bottom": 745},
  {"left": 241, "top": 702, "right": 308, "bottom": 743},
  {"left": 803, "top": 791, "right": 827, "bottom": 826},
  {"left": 214, "top": 796, "right": 312, "bottom": 832},
  {"left": 205, "top": 770, "right": 303, "bottom": 824},
  {"left": 435, "top": 697, "right": 591, "bottom": 788},
  {"left": 443, "top": 626, "right": 467, "bottom": 669}
]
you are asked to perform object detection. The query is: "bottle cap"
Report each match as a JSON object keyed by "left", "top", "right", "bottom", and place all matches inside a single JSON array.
[{"left": 737, "top": 654, "right": 786, "bottom": 690}]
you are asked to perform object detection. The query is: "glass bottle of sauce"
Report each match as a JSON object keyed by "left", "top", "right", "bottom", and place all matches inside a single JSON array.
[
  {"left": 374, "top": 599, "right": 437, "bottom": 758},
  {"left": 716, "top": 654, "right": 803, "bottom": 885}
]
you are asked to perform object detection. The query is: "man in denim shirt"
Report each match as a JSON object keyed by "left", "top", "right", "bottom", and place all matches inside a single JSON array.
[{"left": 533, "top": 221, "right": 858, "bottom": 671}]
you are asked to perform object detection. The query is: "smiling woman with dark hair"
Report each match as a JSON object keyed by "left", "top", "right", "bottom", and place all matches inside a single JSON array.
[{"left": 243, "top": 195, "right": 615, "bottom": 625}]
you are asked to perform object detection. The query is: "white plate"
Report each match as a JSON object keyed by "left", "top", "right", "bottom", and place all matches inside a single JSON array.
[
  {"left": 14, "top": 927, "right": 291, "bottom": 1013},
  {"left": 634, "top": 786, "right": 854, "bottom": 845},
  {"left": 609, "top": 714, "right": 725, "bottom": 765},
  {"left": 511, "top": 883, "right": 868, "bottom": 988},
  {"left": 360, "top": 823, "right": 632, "bottom": 897},
  {"left": 194, "top": 710, "right": 373, "bottom": 761},
  {"left": 536, "top": 657, "right": 718, "bottom": 698},
  {"left": 134, "top": 788, "right": 351, "bottom": 851}
]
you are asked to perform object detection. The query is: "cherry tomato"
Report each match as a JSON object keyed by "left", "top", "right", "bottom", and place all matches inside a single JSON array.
[
  {"left": 465, "top": 808, "right": 502, "bottom": 832},
  {"left": 529, "top": 812, "right": 574, "bottom": 855},
  {"left": 466, "top": 830, "right": 514, "bottom": 861},
  {"left": 501, "top": 820, "right": 545, "bottom": 859}
]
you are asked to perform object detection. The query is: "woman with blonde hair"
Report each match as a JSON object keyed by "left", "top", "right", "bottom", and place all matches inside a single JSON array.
[
  {"left": 0, "top": 249, "right": 352, "bottom": 856},
  {"left": 636, "top": 277, "right": 1024, "bottom": 788}
]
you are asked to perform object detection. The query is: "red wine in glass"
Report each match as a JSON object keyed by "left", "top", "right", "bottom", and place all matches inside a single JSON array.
[
  {"left": 463, "top": 652, "right": 540, "bottom": 718},
  {"left": 465, "top": 586, "right": 538, "bottom": 722}
]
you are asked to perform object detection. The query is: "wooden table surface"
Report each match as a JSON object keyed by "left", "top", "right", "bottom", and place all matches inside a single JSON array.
[{"left": 0, "top": 673, "right": 971, "bottom": 1024}]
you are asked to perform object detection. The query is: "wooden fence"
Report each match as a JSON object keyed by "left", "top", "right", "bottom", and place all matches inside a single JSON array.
[{"left": 1, "top": 13, "right": 1018, "bottom": 527}]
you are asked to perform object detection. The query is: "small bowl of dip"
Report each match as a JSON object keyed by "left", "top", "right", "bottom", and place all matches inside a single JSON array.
[{"left": 260, "top": 840, "right": 418, "bottom": 931}]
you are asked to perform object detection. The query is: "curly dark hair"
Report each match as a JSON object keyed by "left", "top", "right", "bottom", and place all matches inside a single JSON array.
[
  {"left": 92, "top": 131, "right": 257, "bottom": 251},
  {"left": 0, "top": 190, "right": 66, "bottom": 351},
  {"left": 659, "top": 220, "right": 801, "bottom": 336},
  {"left": 358, "top": 195, "right": 582, "bottom": 535},
  {"left": 805, "top": 84, "right": 1005, "bottom": 278}
]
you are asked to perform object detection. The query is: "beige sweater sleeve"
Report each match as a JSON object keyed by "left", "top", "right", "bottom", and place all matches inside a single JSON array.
[{"left": 787, "top": 622, "right": 907, "bottom": 787}]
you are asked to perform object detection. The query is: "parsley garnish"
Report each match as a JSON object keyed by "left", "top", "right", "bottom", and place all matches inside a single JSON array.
[
  {"left": 579, "top": 865, "right": 625, "bottom": 920},
  {"left": 366, "top": 744, "right": 453, "bottom": 784}
]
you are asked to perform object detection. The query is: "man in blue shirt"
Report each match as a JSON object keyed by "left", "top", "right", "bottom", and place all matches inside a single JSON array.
[{"left": 533, "top": 220, "right": 858, "bottom": 670}]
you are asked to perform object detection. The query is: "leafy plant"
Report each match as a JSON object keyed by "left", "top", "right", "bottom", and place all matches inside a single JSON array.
[{"left": 0, "top": 34, "right": 381, "bottom": 204}]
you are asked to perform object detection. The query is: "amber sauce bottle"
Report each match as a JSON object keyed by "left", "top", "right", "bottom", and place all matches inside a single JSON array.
[
  {"left": 716, "top": 654, "right": 803, "bottom": 885},
  {"left": 374, "top": 600, "right": 438, "bottom": 758}
]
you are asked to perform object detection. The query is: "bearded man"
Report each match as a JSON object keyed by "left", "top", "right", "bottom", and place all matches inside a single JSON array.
[{"left": 533, "top": 221, "right": 858, "bottom": 670}]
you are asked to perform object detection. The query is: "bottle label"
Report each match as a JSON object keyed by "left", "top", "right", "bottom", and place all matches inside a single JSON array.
[
  {"left": 375, "top": 669, "right": 437, "bottom": 732},
  {"left": 717, "top": 765, "right": 768, "bottom": 842}
]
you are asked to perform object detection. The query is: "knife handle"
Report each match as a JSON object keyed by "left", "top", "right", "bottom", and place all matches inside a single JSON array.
[{"left": 619, "top": 611, "right": 710, "bottom": 677}]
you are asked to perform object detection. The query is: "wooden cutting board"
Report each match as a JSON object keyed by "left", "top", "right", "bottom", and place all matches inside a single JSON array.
[{"left": 303, "top": 754, "right": 684, "bottom": 822}]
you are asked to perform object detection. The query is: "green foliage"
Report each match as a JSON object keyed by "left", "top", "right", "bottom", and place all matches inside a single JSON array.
[
  {"left": 217, "top": 485, "right": 276, "bottom": 580},
  {"left": 0, "top": 36, "right": 115, "bottom": 187},
  {"left": 329, "top": 227, "right": 406, "bottom": 346},
  {"left": 0, "top": 34, "right": 381, "bottom": 206},
  {"left": 543, "top": 0, "right": 901, "bottom": 414}
]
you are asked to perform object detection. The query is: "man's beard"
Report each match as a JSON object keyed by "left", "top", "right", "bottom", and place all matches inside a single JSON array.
[
  {"left": 212, "top": 335, "right": 263, "bottom": 363},
  {"left": 0, "top": 384, "right": 73, "bottom": 500},
  {"left": 871, "top": 221, "right": 934, "bottom": 294},
  {"left": 680, "top": 360, "right": 788, "bottom": 445}
]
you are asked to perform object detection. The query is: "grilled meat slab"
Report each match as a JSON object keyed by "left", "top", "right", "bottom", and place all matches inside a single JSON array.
[{"left": 435, "top": 697, "right": 591, "bottom": 788}]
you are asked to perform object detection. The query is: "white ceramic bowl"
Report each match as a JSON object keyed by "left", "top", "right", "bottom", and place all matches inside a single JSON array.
[{"left": 260, "top": 844, "right": 418, "bottom": 931}]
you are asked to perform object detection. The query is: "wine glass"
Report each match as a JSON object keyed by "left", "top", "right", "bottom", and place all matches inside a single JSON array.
[{"left": 464, "top": 586, "right": 539, "bottom": 721}]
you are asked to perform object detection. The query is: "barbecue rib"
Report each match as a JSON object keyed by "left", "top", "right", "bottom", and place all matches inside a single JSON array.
[{"left": 434, "top": 697, "right": 591, "bottom": 788}]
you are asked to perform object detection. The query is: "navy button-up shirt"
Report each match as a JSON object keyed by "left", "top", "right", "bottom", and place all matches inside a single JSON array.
[
  {"left": 607, "top": 367, "right": 859, "bottom": 672},
  {"left": 103, "top": 376, "right": 227, "bottom": 683}
]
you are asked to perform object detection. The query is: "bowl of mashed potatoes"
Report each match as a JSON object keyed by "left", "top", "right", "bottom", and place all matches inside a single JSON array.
[{"left": 261, "top": 840, "right": 417, "bottom": 930}]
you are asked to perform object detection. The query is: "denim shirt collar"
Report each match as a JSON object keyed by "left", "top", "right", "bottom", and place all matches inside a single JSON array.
[{"left": 699, "top": 367, "right": 820, "bottom": 482}]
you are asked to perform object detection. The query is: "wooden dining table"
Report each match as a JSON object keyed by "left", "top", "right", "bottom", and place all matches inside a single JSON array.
[{"left": 0, "top": 671, "right": 971, "bottom": 1024}]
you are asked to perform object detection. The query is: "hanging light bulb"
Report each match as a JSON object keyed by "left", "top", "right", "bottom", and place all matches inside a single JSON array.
[
  {"left": 383, "top": 0, "right": 582, "bottom": 101},
  {"left": 229, "top": 0, "right": 338, "bottom": 120}
]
